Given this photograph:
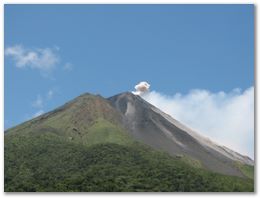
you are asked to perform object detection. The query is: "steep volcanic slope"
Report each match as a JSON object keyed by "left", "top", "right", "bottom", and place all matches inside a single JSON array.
[
  {"left": 108, "top": 92, "right": 254, "bottom": 177},
  {"left": 4, "top": 92, "right": 254, "bottom": 192},
  {"left": 5, "top": 93, "right": 132, "bottom": 146}
]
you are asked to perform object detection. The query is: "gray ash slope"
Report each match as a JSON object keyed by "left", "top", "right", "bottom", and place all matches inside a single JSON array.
[{"left": 108, "top": 92, "right": 254, "bottom": 177}]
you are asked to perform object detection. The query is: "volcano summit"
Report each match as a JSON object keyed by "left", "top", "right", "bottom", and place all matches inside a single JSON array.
[{"left": 4, "top": 91, "right": 254, "bottom": 192}]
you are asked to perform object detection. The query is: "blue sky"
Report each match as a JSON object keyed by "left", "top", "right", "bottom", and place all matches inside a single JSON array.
[{"left": 5, "top": 4, "right": 254, "bottom": 151}]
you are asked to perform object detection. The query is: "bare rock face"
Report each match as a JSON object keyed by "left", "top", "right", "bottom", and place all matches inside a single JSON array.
[{"left": 108, "top": 92, "right": 253, "bottom": 177}]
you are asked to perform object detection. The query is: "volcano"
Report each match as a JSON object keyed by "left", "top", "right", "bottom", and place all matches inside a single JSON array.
[
  {"left": 4, "top": 92, "right": 254, "bottom": 192},
  {"left": 108, "top": 92, "right": 253, "bottom": 175}
]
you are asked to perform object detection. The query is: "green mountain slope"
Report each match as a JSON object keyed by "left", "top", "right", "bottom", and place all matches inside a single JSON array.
[
  {"left": 235, "top": 162, "right": 254, "bottom": 180},
  {"left": 4, "top": 93, "right": 254, "bottom": 192},
  {"left": 5, "top": 132, "right": 253, "bottom": 192}
]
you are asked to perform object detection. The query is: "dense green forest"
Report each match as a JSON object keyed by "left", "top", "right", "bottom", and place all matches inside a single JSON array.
[{"left": 5, "top": 131, "right": 254, "bottom": 192}]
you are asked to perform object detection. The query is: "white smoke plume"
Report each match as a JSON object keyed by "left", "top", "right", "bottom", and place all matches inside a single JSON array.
[
  {"left": 135, "top": 83, "right": 254, "bottom": 159},
  {"left": 132, "top": 81, "right": 151, "bottom": 95}
]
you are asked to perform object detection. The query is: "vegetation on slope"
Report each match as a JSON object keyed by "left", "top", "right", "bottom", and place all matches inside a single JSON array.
[
  {"left": 82, "top": 118, "right": 132, "bottom": 146},
  {"left": 235, "top": 162, "right": 254, "bottom": 179},
  {"left": 4, "top": 94, "right": 254, "bottom": 192},
  {"left": 5, "top": 131, "right": 253, "bottom": 192}
]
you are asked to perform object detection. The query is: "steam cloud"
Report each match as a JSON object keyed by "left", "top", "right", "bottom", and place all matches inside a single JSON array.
[
  {"left": 134, "top": 82, "right": 254, "bottom": 158},
  {"left": 132, "top": 81, "right": 150, "bottom": 95}
]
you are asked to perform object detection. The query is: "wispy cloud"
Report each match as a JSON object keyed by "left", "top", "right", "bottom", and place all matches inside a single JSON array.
[
  {"left": 141, "top": 87, "right": 254, "bottom": 158},
  {"left": 32, "top": 95, "right": 43, "bottom": 108},
  {"left": 63, "top": 62, "right": 73, "bottom": 71},
  {"left": 47, "top": 89, "right": 54, "bottom": 100},
  {"left": 31, "top": 88, "right": 56, "bottom": 118},
  {"left": 5, "top": 45, "right": 59, "bottom": 74}
]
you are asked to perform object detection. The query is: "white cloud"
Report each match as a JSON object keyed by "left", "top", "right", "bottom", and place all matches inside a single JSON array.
[
  {"left": 32, "top": 95, "right": 43, "bottom": 108},
  {"left": 5, "top": 45, "right": 59, "bottom": 73},
  {"left": 141, "top": 87, "right": 254, "bottom": 158},
  {"left": 33, "top": 110, "right": 44, "bottom": 118}
]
